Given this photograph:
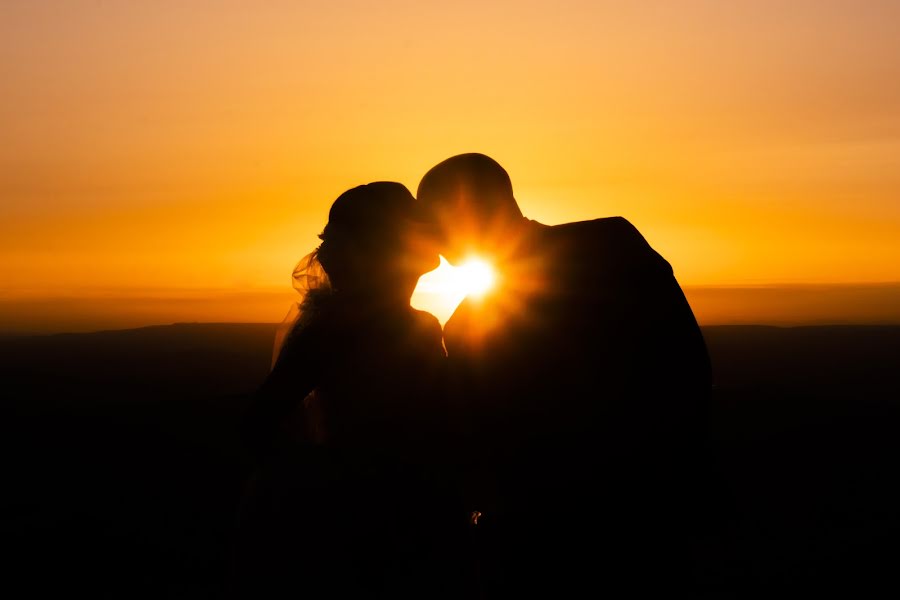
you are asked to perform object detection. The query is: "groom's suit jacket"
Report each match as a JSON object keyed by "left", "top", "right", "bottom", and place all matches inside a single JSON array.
[{"left": 443, "top": 215, "right": 713, "bottom": 534}]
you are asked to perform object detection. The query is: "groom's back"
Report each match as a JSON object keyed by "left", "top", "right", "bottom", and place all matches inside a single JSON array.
[
  {"left": 446, "top": 216, "right": 710, "bottom": 440},
  {"left": 527, "top": 216, "right": 710, "bottom": 474},
  {"left": 548, "top": 216, "right": 711, "bottom": 414}
]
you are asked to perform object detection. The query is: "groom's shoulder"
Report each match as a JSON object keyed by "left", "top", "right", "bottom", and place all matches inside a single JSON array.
[
  {"left": 552, "top": 216, "right": 651, "bottom": 251},
  {"left": 549, "top": 216, "right": 673, "bottom": 276}
]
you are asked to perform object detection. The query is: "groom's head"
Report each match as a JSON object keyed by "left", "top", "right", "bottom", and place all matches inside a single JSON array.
[{"left": 417, "top": 153, "right": 524, "bottom": 265}]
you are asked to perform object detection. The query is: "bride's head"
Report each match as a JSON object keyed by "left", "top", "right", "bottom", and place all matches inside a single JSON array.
[{"left": 315, "top": 182, "right": 439, "bottom": 299}]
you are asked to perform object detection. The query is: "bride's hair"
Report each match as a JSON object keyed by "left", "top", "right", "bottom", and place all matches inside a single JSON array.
[
  {"left": 271, "top": 182, "right": 427, "bottom": 368},
  {"left": 316, "top": 181, "right": 421, "bottom": 291}
]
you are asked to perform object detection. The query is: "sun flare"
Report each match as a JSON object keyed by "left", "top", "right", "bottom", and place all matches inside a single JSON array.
[
  {"left": 411, "top": 256, "right": 497, "bottom": 325},
  {"left": 456, "top": 258, "right": 496, "bottom": 298}
]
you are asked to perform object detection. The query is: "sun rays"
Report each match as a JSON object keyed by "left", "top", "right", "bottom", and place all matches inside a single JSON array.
[
  {"left": 411, "top": 256, "right": 497, "bottom": 324},
  {"left": 455, "top": 258, "right": 496, "bottom": 299}
]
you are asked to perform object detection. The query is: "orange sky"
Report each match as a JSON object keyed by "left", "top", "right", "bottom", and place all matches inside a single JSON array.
[{"left": 2, "top": 1, "right": 899, "bottom": 332}]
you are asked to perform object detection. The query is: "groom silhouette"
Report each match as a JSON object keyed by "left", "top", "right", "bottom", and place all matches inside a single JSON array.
[{"left": 417, "top": 153, "right": 714, "bottom": 597}]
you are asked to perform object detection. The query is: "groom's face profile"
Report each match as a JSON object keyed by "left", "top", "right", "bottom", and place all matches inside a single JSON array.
[
  {"left": 418, "top": 154, "right": 521, "bottom": 267},
  {"left": 422, "top": 194, "right": 486, "bottom": 267}
]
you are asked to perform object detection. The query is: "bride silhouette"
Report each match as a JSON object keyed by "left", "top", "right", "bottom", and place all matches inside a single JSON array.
[{"left": 231, "top": 182, "right": 473, "bottom": 599}]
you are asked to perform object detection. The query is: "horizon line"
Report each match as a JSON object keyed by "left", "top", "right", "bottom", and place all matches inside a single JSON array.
[
  {"left": 4, "top": 320, "right": 900, "bottom": 339},
  {"left": 3, "top": 280, "right": 900, "bottom": 300}
]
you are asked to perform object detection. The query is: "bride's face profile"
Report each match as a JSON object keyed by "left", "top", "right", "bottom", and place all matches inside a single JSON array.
[{"left": 397, "top": 220, "right": 441, "bottom": 276}]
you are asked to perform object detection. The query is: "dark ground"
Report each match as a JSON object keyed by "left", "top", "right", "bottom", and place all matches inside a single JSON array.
[{"left": 1, "top": 323, "right": 899, "bottom": 597}]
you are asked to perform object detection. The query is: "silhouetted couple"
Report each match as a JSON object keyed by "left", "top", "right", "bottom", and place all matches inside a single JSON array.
[{"left": 232, "top": 153, "right": 714, "bottom": 599}]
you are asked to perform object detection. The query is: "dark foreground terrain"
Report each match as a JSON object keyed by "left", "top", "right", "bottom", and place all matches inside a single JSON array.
[{"left": 1, "top": 323, "right": 899, "bottom": 597}]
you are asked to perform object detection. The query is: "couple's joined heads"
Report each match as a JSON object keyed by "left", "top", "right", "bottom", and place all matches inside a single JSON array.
[{"left": 320, "top": 154, "right": 522, "bottom": 296}]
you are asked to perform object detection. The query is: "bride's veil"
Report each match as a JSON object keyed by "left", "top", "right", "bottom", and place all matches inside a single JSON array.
[{"left": 270, "top": 249, "right": 331, "bottom": 369}]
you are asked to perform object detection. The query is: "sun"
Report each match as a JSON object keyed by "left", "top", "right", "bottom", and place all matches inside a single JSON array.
[
  {"left": 456, "top": 258, "right": 496, "bottom": 298},
  {"left": 411, "top": 256, "right": 497, "bottom": 325}
]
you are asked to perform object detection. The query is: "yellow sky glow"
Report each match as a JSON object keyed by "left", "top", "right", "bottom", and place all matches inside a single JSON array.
[{"left": 2, "top": 1, "right": 899, "bottom": 331}]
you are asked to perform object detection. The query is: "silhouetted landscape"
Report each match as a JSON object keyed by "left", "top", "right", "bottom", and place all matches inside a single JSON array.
[{"left": 2, "top": 323, "right": 899, "bottom": 597}]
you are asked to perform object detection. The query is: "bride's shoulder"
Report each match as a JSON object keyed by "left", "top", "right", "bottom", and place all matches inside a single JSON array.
[
  {"left": 407, "top": 308, "right": 444, "bottom": 343},
  {"left": 409, "top": 307, "right": 442, "bottom": 331}
]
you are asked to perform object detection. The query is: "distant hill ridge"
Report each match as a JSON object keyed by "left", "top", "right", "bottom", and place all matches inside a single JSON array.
[{"left": 2, "top": 323, "right": 898, "bottom": 410}]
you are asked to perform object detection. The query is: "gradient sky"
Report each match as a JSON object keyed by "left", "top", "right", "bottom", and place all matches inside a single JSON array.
[{"left": 2, "top": 1, "right": 899, "bottom": 331}]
